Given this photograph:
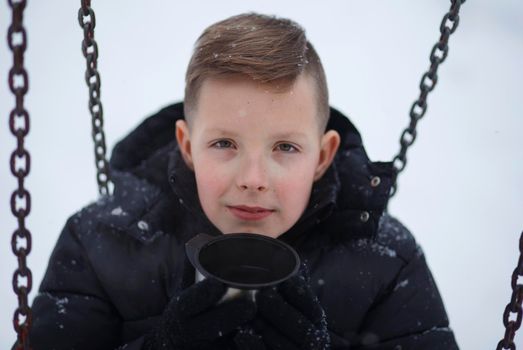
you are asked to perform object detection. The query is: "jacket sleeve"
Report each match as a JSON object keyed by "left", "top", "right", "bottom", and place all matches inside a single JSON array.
[
  {"left": 28, "top": 215, "right": 146, "bottom": 350},
  {"left": 354, "top": 245, "right": 459, "bottom": 349}
]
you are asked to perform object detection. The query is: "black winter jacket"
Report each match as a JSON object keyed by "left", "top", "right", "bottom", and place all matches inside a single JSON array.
[{"left": 29, "top": 102, "right": 458, "bottom": 349}]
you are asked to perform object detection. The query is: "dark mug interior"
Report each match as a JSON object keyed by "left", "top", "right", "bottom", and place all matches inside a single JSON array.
[{"left": 186, "top": 233, "right": 300, "bottom": 289}]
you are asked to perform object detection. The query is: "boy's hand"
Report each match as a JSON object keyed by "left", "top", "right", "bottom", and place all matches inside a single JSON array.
[
  {"left": 253, "top": 269, "right": 331, "bottom": 350},
  {"left": 144, "top": 277, "right": 256, "bottom": 350}
]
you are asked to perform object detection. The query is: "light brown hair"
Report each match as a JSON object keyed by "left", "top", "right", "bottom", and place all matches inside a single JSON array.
[{"left": 184, "top": 12, "right": 329, "bottom": 131}]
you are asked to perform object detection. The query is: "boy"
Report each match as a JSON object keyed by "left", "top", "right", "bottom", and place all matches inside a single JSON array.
[{"left": 28, "top": 12, "right": 458, "bottom": 349}]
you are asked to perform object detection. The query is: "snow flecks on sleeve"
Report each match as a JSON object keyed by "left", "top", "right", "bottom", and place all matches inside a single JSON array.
[
  {"left": 41, "top": 292, "right": 69, "bottom": 315},
  {"left": 373, "top": 213, "right": 418, "bottom": 261},
  {"left": 352, "top": 238, "right": 397, "bottom": 258},
  {"left": 137, "top": 220, "right": 149, "bottom": 231},
  {"left": 421, "top": 326, "right": 452, "bottom": 335},
  {"left": 393, "top": 279, "right": 409, "bottom": 291},
  {"left": 379, "top": 245, "right": 396, "bottom": 258},
  {"left": 377, "top": 214, "right": 411, "bottom": 242},
  {"left": 111, "top": 206, "right": 128, "bottom": 216},
  {"left": 133, "top": 221, "right": 164, "bottom": 243}
]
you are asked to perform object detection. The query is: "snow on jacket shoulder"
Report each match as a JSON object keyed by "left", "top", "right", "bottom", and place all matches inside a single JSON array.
[{"left": 27, "top": 102, "right": 458, "bottom": 349}]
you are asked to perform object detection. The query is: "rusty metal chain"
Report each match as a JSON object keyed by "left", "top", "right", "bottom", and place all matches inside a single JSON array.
[
  {"left": 390, "top": 0, "right": 465, "bottom": 198},
  {"left": 497, "top": 232, "right": 523, "bottom": 350},
  {"left": 78, "top": 0, "right": 112, "bottom": 196},
  {"left": 8, "top": 0, "right": 33, "bottom": 349}
]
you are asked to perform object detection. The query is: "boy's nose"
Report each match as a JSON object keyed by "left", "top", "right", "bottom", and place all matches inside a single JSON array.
[{"left": 236, "top": 156, "right": 269, "bottom": 193}]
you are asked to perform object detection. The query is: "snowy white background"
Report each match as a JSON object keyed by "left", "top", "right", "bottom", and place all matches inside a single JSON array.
[{"left": 1, "top": 1, "right": 522, "bottom": 348}]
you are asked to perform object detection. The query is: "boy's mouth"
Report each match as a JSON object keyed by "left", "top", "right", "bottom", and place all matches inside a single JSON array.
[{"left": 227, "top": 205, "right": 274, "bottom": 221}]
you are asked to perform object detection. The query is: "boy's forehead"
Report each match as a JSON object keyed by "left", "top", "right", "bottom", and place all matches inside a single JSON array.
[{"left": 193, "top": 74, "right": 320, "bottom": 131}]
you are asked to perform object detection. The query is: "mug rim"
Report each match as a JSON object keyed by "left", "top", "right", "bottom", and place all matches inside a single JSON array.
[{"left": 189, "top": 232, "right": 301, "bottom": 289}]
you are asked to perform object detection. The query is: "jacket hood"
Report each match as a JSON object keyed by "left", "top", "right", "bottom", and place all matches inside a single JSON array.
[{"left": 108, "top": 102, "right": 394, "bottom": 243}]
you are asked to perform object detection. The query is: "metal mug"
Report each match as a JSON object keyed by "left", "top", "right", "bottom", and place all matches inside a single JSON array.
[{"left": 185, "top": 233, "right": 301, "bottom": 302}]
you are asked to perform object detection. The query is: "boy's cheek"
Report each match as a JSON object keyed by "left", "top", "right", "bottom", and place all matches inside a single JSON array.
[
  {"left": 194, "top": 158, "right": 228, "bottom": 183},
  {"left": 195, "top": 174, "right": 227, "bottom": 198},
  {"left": 276, "top": 174, "right": 314, "bottom": 205},
  {"left": 279, "top": 163, "right": 317, "bottom": 188}
]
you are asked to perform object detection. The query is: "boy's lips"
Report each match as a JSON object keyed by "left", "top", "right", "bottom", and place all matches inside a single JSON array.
[{"left": 227, "top": 205, "right": 274, "bottom": 221}]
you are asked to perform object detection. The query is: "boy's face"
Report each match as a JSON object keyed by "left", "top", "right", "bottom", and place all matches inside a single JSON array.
[{"left": 176, "top": 73, "right": 340, "bottom": 238}]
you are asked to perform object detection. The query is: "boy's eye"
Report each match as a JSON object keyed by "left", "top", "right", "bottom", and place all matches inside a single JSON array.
[
  {"left": 275, "top": 143, "right": 298, "bottom": 153},
  {"left": 212, "top": 139, "right": 234, "bottom": 149}
]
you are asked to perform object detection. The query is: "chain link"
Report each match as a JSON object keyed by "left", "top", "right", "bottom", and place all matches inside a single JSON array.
[
  {"left": 390, "top": 0, "right": 464, "bottom": 198},
  {"left": 8, "top": 0, "right": 33, "bottom": 348},
  {"left": 497, "top": 231, "right": 523, "bottom": 349},
  {"left": 78, "top": 0, "right": 112, "bottom": 196}
]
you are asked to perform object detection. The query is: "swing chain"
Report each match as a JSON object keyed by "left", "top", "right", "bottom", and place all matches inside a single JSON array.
[
  {"left": 390, "top": 0, "right": 464, "bottom": 198},
  {"left": 7, "top": 0, "right": 33, "bottom": 349},
  {"left": 78, "top": 0, "right": 112, "bottom": 196},
  {"left": 497, "top": 231, "right": 523, "bottom": 350}
]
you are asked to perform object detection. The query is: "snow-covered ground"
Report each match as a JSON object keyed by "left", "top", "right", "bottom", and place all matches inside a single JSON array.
[{"left": 1, "top": 1, "right": 522, "bottom": 348}]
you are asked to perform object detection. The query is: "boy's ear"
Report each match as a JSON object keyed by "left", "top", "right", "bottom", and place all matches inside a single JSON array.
[
  {"left": 175, "top": 119, "right": 194, "bottom": 170},
  {"left": 314, "top": 130, "right": 341, "bottom": 181}
]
